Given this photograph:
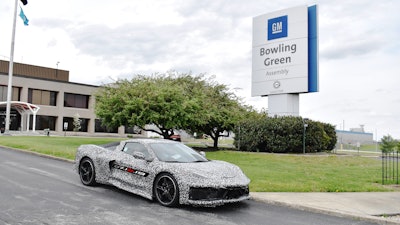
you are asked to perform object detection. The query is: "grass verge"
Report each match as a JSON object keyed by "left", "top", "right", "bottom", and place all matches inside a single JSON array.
[{"left": 0, "top": 136, "right": 126, "bottom": 160}]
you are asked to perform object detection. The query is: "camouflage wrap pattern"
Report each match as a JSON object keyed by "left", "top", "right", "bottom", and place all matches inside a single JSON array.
[{"left": 74, "top": 139, "right": 250, "bottom": 207}]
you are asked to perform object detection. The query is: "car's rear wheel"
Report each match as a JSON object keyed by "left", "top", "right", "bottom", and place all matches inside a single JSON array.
[
  {"left": 79, "top": 158, "right": 97, "bottom": 186},
  {"left": 154, "top": 173, "right": 179, "bottom": 207}
]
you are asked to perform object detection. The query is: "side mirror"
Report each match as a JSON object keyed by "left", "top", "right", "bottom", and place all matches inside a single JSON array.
[
  {"left": 132, "top": 151, "right": 146, "bottom": 160},
  {"left": 199, "top": 151, "right": 206, "bottom": 157},
  {"left": 132, "top": 151, "right": 153, "bottom": 162}
]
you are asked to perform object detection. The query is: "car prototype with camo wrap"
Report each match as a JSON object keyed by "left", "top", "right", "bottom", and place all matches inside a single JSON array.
[{"left": 74, "top": 139, "right": 250, "bottom": 207}]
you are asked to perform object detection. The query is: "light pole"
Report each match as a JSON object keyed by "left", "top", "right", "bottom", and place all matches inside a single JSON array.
[
  {"left": 303, "top": 118, "right": 308, "bottom": 154},
  {"left": 55, "top": 61, "right": 59, "bottom": 77},
  {"left": 4, "top": 0, "right": 19, "bottom": 134},
  {"left": 237, "top": 124, "right": 241, "bottom": 151}
]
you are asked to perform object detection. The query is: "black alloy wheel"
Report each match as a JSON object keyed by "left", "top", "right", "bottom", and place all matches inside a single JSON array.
[
  {"left": 79, "top": 158, "right": 97, "bottom": 186},
  {"left": 154, "top": 173, "right": 179, "bottom": 207}
]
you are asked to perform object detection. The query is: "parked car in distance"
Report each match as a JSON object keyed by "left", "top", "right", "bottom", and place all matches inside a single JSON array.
[{"left": 169, "top": 134, "right": 181, "bottom": 142}]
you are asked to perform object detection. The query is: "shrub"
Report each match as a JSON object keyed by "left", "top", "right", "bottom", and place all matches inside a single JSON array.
[{"left": 234, "top": 116, "right": 336, "bottom": 153}]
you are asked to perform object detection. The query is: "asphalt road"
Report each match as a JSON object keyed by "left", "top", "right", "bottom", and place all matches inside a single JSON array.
[{"left": 0, "top": 147, "right": 378, "bottom": 225}]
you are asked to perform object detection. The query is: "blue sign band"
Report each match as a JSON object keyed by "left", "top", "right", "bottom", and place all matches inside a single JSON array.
[{"left": 308, "top": 5, "right": 318, "bottom": 92}]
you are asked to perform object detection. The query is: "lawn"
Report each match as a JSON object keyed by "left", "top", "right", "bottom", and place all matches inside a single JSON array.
[
  {"left": 339, "top": 143, "right": 380, "bottom": 152},
  {"left": 0, "top": 136, "right": 395, "bottom": 192},
  {"left": 206, "top": 151, "right": 392, "bottom": 192}
]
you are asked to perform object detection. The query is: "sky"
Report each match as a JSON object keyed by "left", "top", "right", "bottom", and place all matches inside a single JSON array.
[{"left": 1, "top": 0, "right": 399, "bottom": 140}]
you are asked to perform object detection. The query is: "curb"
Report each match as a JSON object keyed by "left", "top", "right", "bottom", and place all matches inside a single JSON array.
[
  {"left": 251, "top": 193, "right": 400, "bottom": 225},
  {"left": 0, "top": 145, "right": 74, "bottom": 164}
]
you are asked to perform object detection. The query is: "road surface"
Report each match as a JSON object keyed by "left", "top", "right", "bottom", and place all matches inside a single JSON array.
[{"left": 0, "top": 147, "right": 377, "bottom": 225}]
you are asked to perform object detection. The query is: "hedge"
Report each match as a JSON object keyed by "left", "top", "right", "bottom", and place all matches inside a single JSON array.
[{"left": 233, "top": 116, "right": 337, "bottom": 153}]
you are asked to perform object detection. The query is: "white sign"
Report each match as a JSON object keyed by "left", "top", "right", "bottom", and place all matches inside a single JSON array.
[{"left": 252, "top": 6, "right": 309, "bottom": 96}]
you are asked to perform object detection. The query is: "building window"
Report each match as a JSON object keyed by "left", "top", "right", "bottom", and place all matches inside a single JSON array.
[
  {"left": 0, "top": 85, "right": 20, "bottom": 101},
  {"left": 28, "top": 89, "right": 57, "bottom": 106},
  {"left": 95, "top": 119, "right": 118, "bottom": 133},
  {"left": 30, "top": 115, "right": 56, "bottom": 130},
  {"left": 0, "top": 110, "right": 20, "bottom": 131},
  {"left": 63, "top": 117, "right": 88, "bottom": 132},
  {"left": 64, "top": 93, "right": 89, "bottom": 109},
  {"left": 125, "top": 125, "right": 142, "bottom": 134}
]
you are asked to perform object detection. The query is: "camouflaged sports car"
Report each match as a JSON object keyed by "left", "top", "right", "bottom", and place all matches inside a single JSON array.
[{"left": 74, "top": 138, "right": 250, "bottom": 207}]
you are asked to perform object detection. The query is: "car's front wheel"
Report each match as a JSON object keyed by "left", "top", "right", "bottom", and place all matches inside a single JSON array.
[
  {"left": 79, "top": 157, "right": 97, "bottom": 186},
  {"left": 154, "top": 173, "right": 179, "bottom": 207}
]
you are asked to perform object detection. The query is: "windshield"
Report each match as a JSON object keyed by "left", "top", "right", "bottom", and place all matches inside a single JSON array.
[{"left": 149, "top": 143, "right": 208, "bottom": 163}]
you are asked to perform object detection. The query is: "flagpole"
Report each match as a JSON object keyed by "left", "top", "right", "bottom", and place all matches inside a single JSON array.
[{"left": 5, "top": 0, "right": 19, "bottom": 134}]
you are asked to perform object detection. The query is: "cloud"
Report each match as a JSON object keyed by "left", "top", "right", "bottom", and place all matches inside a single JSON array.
[
  {"left": 1, "top": 0, "right": 400, "bottom": 139},
  {"left": 321, "top": 39, "right": 381, "bottom": 59},
  {"left": 319, "top": 0, "right": 400, "bottom": 60}
]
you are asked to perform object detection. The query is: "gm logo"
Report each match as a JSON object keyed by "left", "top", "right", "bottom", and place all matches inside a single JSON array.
[{"left": 268, "top": 15, "right": 288, "bottom": 40}]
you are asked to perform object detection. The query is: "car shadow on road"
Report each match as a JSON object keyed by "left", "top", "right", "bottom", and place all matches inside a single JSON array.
[
  {"left": 179, "top": 200, "right": 251, "bottom": 213},
  {"left": 93, "top": 183, "right": 250, "bottom": 212}
]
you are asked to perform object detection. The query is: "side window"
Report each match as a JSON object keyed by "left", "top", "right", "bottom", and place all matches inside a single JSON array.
[{"left": 122, "top": 142, "right": 149, "bottom": 159}]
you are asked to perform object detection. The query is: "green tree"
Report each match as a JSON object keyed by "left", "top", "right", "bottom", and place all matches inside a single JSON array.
[
  {"left": 397, "top": 141, "right": 400, "bottom": 153},
  {"left": 95, "top": 74, "right": 199, "bottom": 139},
  {"left": 381, "top": 135, "right": 397, "bottom": 153},
  {"left": 183, "top": 78, "right": 245, "bottom": 148},
  {"left": 95, "top": 72, "right": 244, "bottom": 146}
]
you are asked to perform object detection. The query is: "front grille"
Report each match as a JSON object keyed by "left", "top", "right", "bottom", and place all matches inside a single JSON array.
[{"left": 189, "top": 186, "right": 249, "bottom": 201}]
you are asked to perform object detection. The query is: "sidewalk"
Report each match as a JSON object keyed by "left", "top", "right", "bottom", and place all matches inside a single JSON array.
[{"left": 251, "top": 192, "right": 400, "bottom": 225}]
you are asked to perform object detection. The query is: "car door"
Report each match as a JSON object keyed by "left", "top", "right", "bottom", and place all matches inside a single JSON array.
[{"left": 110, "top": 142, "right": 152, "bottom": 192}]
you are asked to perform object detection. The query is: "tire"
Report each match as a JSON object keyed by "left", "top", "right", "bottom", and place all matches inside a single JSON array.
[
  {"left": 154, "top": 173, "right": 179, "bottom": 207},
  {"left": 79, "top": 158, "right": 97, "bottom": 186}
]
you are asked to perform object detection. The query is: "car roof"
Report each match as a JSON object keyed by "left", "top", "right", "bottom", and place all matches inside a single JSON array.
[{"left": 124, "top": 138, "right": 177, "bottom": 144}]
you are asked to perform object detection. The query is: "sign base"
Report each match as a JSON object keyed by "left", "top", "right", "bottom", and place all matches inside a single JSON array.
[{"left": 268, "top": 94, "right": 299, "bottom": 117}]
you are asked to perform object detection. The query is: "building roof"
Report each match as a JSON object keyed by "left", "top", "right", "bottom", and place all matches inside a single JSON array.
[{"left": 0, "top": 60, "right": 69, "bottom": 82}]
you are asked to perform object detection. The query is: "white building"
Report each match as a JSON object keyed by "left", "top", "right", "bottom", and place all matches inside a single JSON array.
[
  {"left": 336, "top": 128, "right": 374, "bottom": 146},
  {"left": 0, "top": 60, "right": 121, "bottom": 135}
]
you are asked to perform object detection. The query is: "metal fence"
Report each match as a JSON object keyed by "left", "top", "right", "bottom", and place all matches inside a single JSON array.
[{"left": 382, "top": 151, "right": 399, "bottom": 185}]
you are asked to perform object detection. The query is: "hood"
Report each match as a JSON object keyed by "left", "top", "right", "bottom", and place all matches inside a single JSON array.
[{"left": 179, "top": 160, "right": 245, "bottom": 180}]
